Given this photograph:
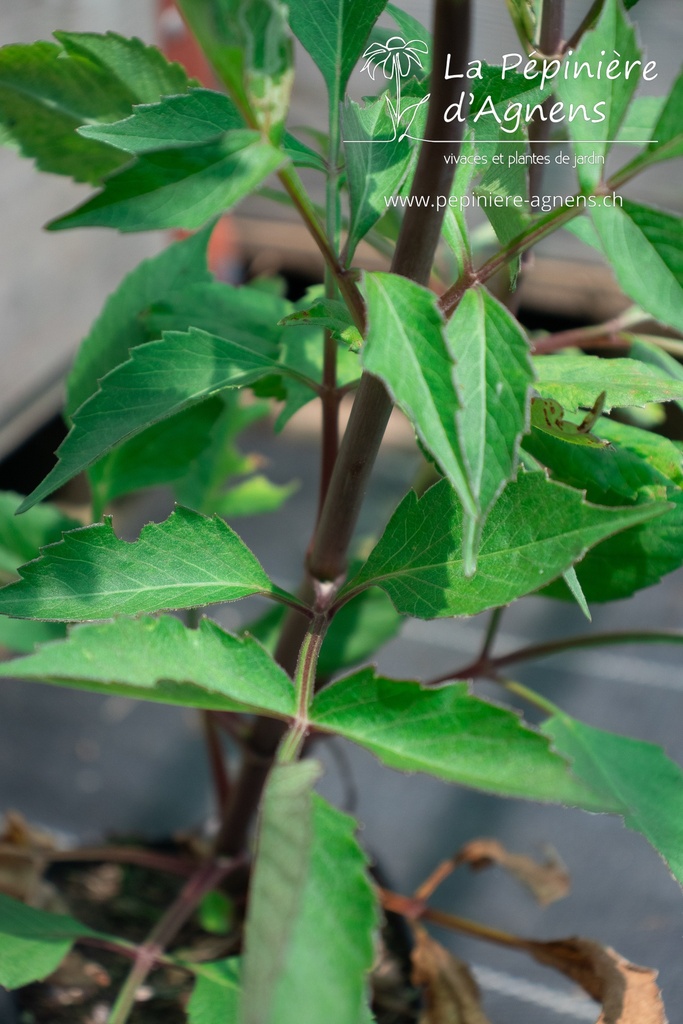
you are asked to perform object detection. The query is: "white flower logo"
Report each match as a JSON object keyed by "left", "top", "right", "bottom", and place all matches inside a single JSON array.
[
  {"left": 360, "top": 36, "right": 429, "bottom": 140},
  {"left": 361, "top": 36, "right": 428, "bottom": 81}
]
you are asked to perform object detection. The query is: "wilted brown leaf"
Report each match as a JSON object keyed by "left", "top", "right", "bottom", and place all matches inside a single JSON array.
[
  {"left": 525, "top": 937, "right": 667, "bottom": 1024},
  {"left": 410, "top": 926, "right": 492, "bottom": 1024},
  {"left": 0, "top": 810, "right": 59, "bottom": 906},
  {"left": 458, "top": 838, "right": 569, "bottom": 906}
]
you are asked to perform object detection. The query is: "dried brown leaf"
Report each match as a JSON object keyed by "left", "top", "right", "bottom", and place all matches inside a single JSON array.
[
  {"left": 525, "top": 937, "right": 667, "bottom": 1024},
  {"left": 410, "top": 926, "right": 492, "bottom": 1024},
  {"left": 456, "top": 838, "right": 570, "bottom": 906},
  {"left": 0, "top": 810, "right": 58, "bottom": 905}
]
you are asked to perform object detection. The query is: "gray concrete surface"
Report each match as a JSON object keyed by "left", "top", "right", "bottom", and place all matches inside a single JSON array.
[{"left": 1, "top": 423, "right": 682, "bottom": 1022}]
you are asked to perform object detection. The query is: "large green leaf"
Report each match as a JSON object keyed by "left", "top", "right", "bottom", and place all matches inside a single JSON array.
[
  {"left": 343, "top": 98, "right": 413, "bottom": 260},
  {"left": 542, "top": 489, "right": 683, "bottom": 603},
  {"left": 142, "top": 279, "right": 288, "bottom": 348},
  {"left": 240, "top": 763, "right": 377, "bottom": 1024},
  {"left": 0, "top": 506, "right": 297, "bottom": 620},
  {"left": 0, "top": 615, "right": 295, "bottom": 717},
  {"left": 533, "top": 352, "right": 683, "bottom": 412},
  {"left": 189, "top": 960, "right": 240, "bottom": 1024},
  {"left": 445, "top": 287, "right": 533, "bottom": 528},
  {"left": 66, "top": 226, "right": 213, "bottom": 415},
  {"left": 87, "top": 398, "right": 226, "bottom": 516},
  {"left": 80, "top": 88, "right": 315, "bottom": 169},
  {"left": 79, "top": 88, "right": 244, "bottom": 151},
  {"left": 361, "top": 272, "right": 478, "bottom": 566},
  {"left": 21, "top": 328, "right": 288, "bottom": 512},
  {"left": 338, "top": 473, "right": 666, "bottom": 619},
  {"left": 0, "top": 32, "right": 190, "bottom": 183},
  {"left": 0, "top": 894, "right": 110, "bottom": 988},
  {"left": 311, "top": 670, "right": 606, "bottom": 809},
  {"left": 544, "top": 714, "right": 683, "bottom": 887},
  {"left": 49, "top": 130, "right": 284, "bottom": 233},
  {"left": 288, "top": 0, "right": 388, "bottom": 107},
  {"left": 177, "top": 0, "right": 293, "bottom": 137},
  {"left": 556, "top": 0, "right": 640, "bottom": 189},
  {"left": 590, "top": 200, "right": 683, "bottom": 332},
  {"left": 530, "top": 417, "right": 683, "bottom": 602}
]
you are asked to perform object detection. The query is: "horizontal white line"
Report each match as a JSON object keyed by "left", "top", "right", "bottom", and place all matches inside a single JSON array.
[{"left": 472, "top": 962, "right": 597, "bottom": 1020}]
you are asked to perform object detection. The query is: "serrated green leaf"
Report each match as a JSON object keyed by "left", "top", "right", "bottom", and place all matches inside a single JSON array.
[
  {"left": 67, "top": 226, "right": 213, "bottom": 416},
  {"left": 288, "top": 0, "right": 388, "bottom": 108},
  {"left": 279, "top": 298, "right": 362, "bottom": 349},
  {"left": 0, "top": 615, "right": 296, "bottom": 717},
  {"left": 543, "top": 489, "right": 683, "bottom": 603},
  {"left": 0, "top": 32, "right": 191, "bottom": 183},
  {"left": 169, "top": 392, "right": 293, "bottom": 518},
  {"left": 386, "top": 4, "right": 431, "bottom": 75},
  {"left": 644, "top": 69, "right": 683, "bottom": 165},
  {"left": 0, "top": 492, "right": 79, "bottom": 579},
  {"left": 0, "top": 506, "right": 297, "bottom": 621},
  {"left": 528, "top": 415, "right": 683, "bottom": 499},
  {"left": 79, "top": 88, "right": 244, "bottom": 151},
  {"left": 241, "top": 763, "right": 377, "bottom": 1024},
  {"left": 562, "top": 566, "right": 591, "bottom": 621},
  {"left": 339, "top": 473, "right": 666, "bottom": 619},
  {"left": 343, "top": 98, "right": 413, "bottom": 260},
  {"left": 556, "top": 0, "right": 640, "bottom": 188},
  {"left": 49, "top": 130, "right": 284, "bottom": 233},
  {"left": 590, "top": 200, "right": 683, "bottom": 333},
  {"left": 529, "top": 420, "right": 683, "bottom": 602},
  {"left": 311, "top": 670, "right": 604, "bottom": 808},
  {"left": 617, "top": 95, "right": 666, "bottom": 144},
  {"left": 0, "top": 893, "right": 110, "bottom": 988},
  {"left": 177, "top": 0, "right": 293, "bottom": 138},
  {"left": 88, "top": 398, "right": 225, "bottom": 517},
  {"left": 22, "top": 329, "right": 286, "bottom": 512},
  {"left": 544, "top": 714, "right": 683, "bottom": 887},
  {"left": 445, "top": 287, "right": 533, "bottom": 525},
  {"left": 189, "top": 960, "right": 240, "bottom": 1024},
  {"left": 361, "top": 272, "right": 478, "bottom": 566},
  {"left": 628, "top": 336, "right": 683, "bottom": 417},
  {"left": 533, "top": 352, "right": 683, "bottom": 412},
  {"left": 0, "top": 618, "right": 66, "bottom": 655},
  {"left": 80, "top": 88, "right": 318, "bottom": 170}
]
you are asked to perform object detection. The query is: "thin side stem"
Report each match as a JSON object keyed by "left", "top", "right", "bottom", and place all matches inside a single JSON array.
[
  {"left": 531, "top": 307, "right": 646, "bottom": 354},
  {"left": 439, "top": 152, "right": 652, "bottom": 321},
  {"left": 565, "top": 0, "right": 603, "bottom": 51},
  {"left": 429, "top": 630, "right": 683, "bottom": 684},
  {"left": 479, "top": 606, "right": 506, "bottom": 663},
  {"left": 107, "top": 857, "right": 238, "bottom": 1024}
]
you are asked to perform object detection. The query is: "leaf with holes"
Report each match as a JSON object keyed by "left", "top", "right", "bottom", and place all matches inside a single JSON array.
[
  {"left": 0, "top": 506, "right": 299, "bottom": 620},
  {"left": 0, "top": 31, "right": 191, "bottom": 183}
]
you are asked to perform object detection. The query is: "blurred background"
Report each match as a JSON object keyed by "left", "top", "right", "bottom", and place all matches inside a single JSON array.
[{"left": 1, "top": 2, "right": 682, "bottom": 1021}]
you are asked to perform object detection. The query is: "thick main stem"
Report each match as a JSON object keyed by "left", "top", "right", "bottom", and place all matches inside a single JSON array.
[{"left": 215, "top": 0, "right": 473, "bottom": 857}]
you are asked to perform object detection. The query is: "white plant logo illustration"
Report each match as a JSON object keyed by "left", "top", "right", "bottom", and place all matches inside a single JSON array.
[{"left": 360, "top": 36, "right": 429, "bottom": 140}]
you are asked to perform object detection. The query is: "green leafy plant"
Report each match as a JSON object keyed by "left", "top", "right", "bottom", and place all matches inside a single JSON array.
[{"left": 0, "top": 0, "right": 682, "bottom": 1020}]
